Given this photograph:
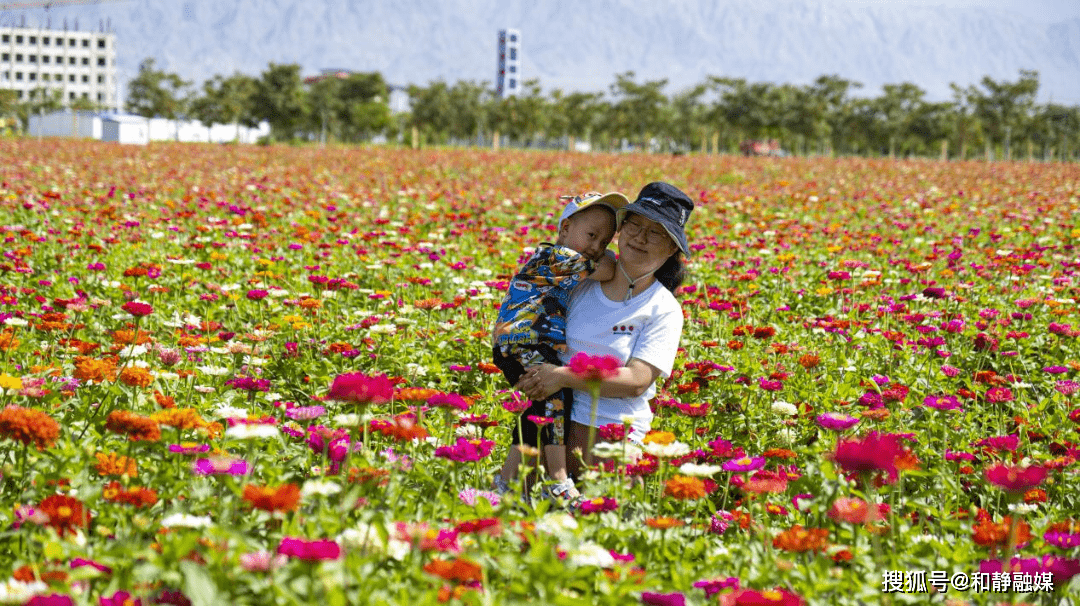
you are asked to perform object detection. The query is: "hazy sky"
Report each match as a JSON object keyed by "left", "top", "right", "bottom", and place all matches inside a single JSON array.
[{"left": 834, "top": 0, "right": 1080, "bottom": 23}]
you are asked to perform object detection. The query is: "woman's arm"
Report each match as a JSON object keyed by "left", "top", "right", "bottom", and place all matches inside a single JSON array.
[{"left": 515, "top": 359, "right": 662, "bottom": 401}]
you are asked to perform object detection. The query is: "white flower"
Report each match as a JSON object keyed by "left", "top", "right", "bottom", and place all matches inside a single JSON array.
[
  {"left": 454, "top": 424, "right": 480, "bottom": 438},
  {"left": 770, "top": 401, "right": 798, "bottom": 416},
  {"left": 678, "top": 463, "right": 722, "bottom": 477},
  {"left": 567, "top": 542, "right": 615, "bottom": 568},
  {"left": 157, "top": 372, "right": 180, "bottom": 381},
  {"left": 225, "top": 424, "right": 280, "bottom": 440},
  {"left": 161, "top": 513, "right": 213, "bottom": 529},
  {"left": 1, "top": 317, "right": 28, "bottom": 327},
  {"left": 196, "top": 365, "right": 230, "bottom": 376},
  {"left": 535, "top": 512, "right": 579, "bottom": 538},
  {"left": 119, "top": 345, "right": 149, "bottom": 358},
  {"left": 591, "top": 441, "right": 642, "bottom": 463},
  {"left": 333, "top": 413, "right": 362, "bottom": 427},
  {"left": 215, "top": 404, "right": 249, "bottom": 419},
  {"left": 0, "top": 579, "right": 48, "bottom": 604},
  {"left": 302, "top": 480, "right": 342, "bottom": 497},
  {"left": 1008, "top": 503, "right": 1039, "bottom": 515},
  {"left": 643, "top": 441, "right": 691, "bottom": 459}
]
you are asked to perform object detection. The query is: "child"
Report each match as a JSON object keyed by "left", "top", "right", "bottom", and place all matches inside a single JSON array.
[{"left": 491, "top": 191, "right": 627, "bottom": 501}]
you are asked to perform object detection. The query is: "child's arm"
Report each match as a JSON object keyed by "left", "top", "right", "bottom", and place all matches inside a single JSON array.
[{"left": 588, "top": 251, "right": 616, "bottom": 282}]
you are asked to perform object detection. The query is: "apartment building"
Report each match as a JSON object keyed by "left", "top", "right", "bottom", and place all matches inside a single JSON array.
[{"left": 1, "top": 25, "right": 117, "bottom": 109}]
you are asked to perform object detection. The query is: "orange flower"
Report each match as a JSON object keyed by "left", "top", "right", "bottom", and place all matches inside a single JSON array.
[
  {"left": 413, "top": 298, "right": 443, "bottom": 310},
  {"left": 153, "top": 390, "right": 176, "bottom": 409},
  {"left": 39, "top": 493, "right": 89, "bottom": 536},
  {"left": 73, "top": 356, "right": 118, "bottom": 383},
  {"left": 642, "top": 431, "right": 676, "bottom": 446},
  {"left": 645, "top": 516, "right": 684, "bottom": 530},
  {"left": 772, "top": 525, "right": 830, "bottom": 553},
  {"left": 298, "top": 297, "right": 321, "bottom": 310},
  {"left": 111, "top": 328, "right": 151, "bottom": 346},
  {"left": 423, "top": 557, "right": 482, "bottom": 583},
  {"left": 798, "top": 354, "right": 820, "bottom": 369},
  {"left": 242, "top": 483, "right": 301, "bottom": 513},
  {"left": 105, "top": 410, "right": 161, "bottom": 442},
  {"left": 151, "top": 408, "right": 213, "bottom": 432},
  {"left": 95, "top": 451, "right": 138, "bottom": 477},
  {"left": 664, "top": 475, "right": 707, "bottom": 500},
  {"left": 763, "top": 448, "right": 798, "bottom": 460},
  {"left": 119, "top": 366, "right": 154, "bottom": 388},
  {"left": 102, "top": 481, "right": 158, "bottom": 508},
  {"left": 0, "top": 405, "right": 60, "bottom": 449},
  {"left": 395, "top": 387, "right": 438, "bottom": 402},
  {"left": 0, "top": 329, "right": 20, "bottom": 351},
  {"left": 972, "top": 516, "right": 1031, "bottom": 548}
]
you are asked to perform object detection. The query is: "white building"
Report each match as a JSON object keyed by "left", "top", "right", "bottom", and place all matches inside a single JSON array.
[
  {"left": 496, "top": 29, "right": 521, "bottom": 98},
  {"left": 0, "top": 25, "right": 118, "bottom": 109},
  {"left": 29, "top": 109, "right": 270, "bottom": 144}
]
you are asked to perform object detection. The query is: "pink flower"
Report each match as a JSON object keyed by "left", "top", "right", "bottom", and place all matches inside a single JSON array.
[
  {"left": 827, "top": 497, "right": 880, "bottom": 524},
  {"left": 694, "top": 577, "right": 739, "bottom": 598},
  {"left": 120, "top": 301, "right": 153, "bottom": 317},
  {"left": 427, "top": 392, "right": 470, "bottom": 411},
  {"left": 501, "top": 395, "right": 530, "bottom": 413},
  {"left": 922, "top": 394, "right": 962, "bottom": 411},
  {"left": 642, "top": 592, "right": 685, "bottom": 606},
  {"left": 722, "top": 455, "right": 765, "bottom": 472},
  {"left": 26, "top": 596, "right": 74, "bottom": 606},
  {"left": 239, "top": 550, "right": 288, "bottom": 572},
  {"left": 99, "top": 591, "right": 143, "bottom": 606},
  {"left": 277, "top": 537, "right": 341, "bottom": 561},
  {"left": 722, "top": 588, "right": 805, "bottom": 605},
  {"left": 578, "top": 496, "right": 618, "bottom": 514},
  {"left": 327, "top": 372, "right": 393, "bottom": 405},
  {"left": 568, "top": 352, "right": 620, "bottom": 382},
  {"left": 832, "top": 431, "right": 904, "bottom": 482},
  {"left": 458, "top": 488, "right": 501, "bottom": 507},
  {"left": 984, "top": 463, "right": 1048, "bottom": 492},
  {"left": 815, "top": 412, "right": 860, "bottom": 431},
  {"left": 435, "top": 437, "right": 495, "bottom": 462},
  {"left": 246, "top": 289, "right": 269, "bottom": 301},
  {"left": 193, "top": 457, "right": 249, "bottom": 476}
]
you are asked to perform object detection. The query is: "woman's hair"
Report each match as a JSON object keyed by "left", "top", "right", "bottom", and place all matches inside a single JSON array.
[{"left": 655, "top": 251, "right": 686, "bottom": 293}]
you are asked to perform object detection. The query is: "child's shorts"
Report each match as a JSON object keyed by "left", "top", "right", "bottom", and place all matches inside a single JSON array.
[{"left": 492, "top": 345, "right": 573, "bottom": 447}]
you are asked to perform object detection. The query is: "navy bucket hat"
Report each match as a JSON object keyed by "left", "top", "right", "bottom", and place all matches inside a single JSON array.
[{"left": 616, "top": 182, "right": 694, "bottom": 258}]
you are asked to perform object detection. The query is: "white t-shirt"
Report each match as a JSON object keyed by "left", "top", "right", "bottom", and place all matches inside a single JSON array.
[{"left": 561, "top": 279, "right": 683, "bottom": 438}]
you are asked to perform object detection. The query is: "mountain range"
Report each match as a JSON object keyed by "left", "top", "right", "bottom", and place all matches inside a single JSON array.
[{"left": 4, "top": 0, "right": 1079, "bottom": 104}]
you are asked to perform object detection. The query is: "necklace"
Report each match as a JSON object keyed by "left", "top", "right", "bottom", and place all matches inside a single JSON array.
[{"left": 616, "top": 260, "right": 656, "bottom": 304}]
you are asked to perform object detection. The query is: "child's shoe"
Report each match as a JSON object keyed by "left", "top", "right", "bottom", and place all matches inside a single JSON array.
[{"left": 547, "top": 478, "right": 584, "bottom": 508}]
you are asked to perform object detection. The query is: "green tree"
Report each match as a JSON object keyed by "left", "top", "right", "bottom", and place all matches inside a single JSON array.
[
  {"left": 873, "top": 82, "right": 926, "bottom": 157},
  {"left": 670, "top": 84, "right": 708, "bottom": 152},
  {"left": 444, "top": 80, "right": 489, "bottom": 143},
  {"left": 972, "top": 69, "right": 1039, "bottom": 159},
  {"left": 490, "top": 79, "right": 548, "bottom": 146},
  {"left": 557, "top": 91, "right": 605, "bottom": 148},
  {"left": 604, "top": 72, "right": 670, "bottom": 150},
  {"left": 125, "top": 58, "right": 192, "bottom": 119},
  {"left": 407, "top": 80, "right": 452, "bottom": 144},
  {"left": 251, "top": 63, "right": 307, "bottom": 141},
  {"left": 337, "top": 72, "right": 391, "bottom": 142},
  {"left": 190, "top": 72, "right": 258, "bottom": 134}
]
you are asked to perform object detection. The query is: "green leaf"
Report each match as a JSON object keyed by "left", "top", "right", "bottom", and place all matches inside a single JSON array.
[{"left": 180, "top": 560, "right": 221, "bottom": 606}]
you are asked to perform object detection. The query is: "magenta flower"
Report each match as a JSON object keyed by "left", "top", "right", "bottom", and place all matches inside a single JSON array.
[
  {"left": 693, "top": 577, "right": 739, "bottom": 598},
  {"left": 168, "top": 443, "right": 210, "bottom": 455},
  {"left": 973, "top": 434, "right": 1020, "bottom": 452},
  {"left": 721, "top": 455, "right": 766, "bottom": 472},
  {"left": 193, "top": 457, "right": 249, "bottom": 476},
  {"left": 285, "top": 405, "right": 326, "bottom": 421},
  {"left": 984, "top": 387, "right": 1014, "bottom": 403},
  {"left": 501, "top": 395, "right": 530, "bottom": 414},
  {"left": 578, "top": 496, "right": 618, "bottom": 514},
  {"left": 709, "top": 510, "right": 734, "bottom": 535},
  {"left": 26, "top": 596, "right": 74, "bottom": 606},
  {"left": 246, "top": 289, "right": 269, "bottom": 301},
  {"left": 120, "top": 301, "right": 154, "bottom": 317},
  {"left": 641, "top": 592, "right": 685, "bottom": 606},
  {"left": 277, "top": 537, "right": 341, "bottom": 561},
  {"left": 327, "top": 372, "right": 393, "bottom": 404},
  {"left": 816, "top": 412, "right": 860, "bottom": 431},
  {"left": 922, "top": 394, "right": 962, "bottom": 411},
  {"left": 435, "top": 437, "right": 496, "bottom": 462},
  {"left": 832, "top": 431, "right": 904, "bottom": 481},
  {"left": 568, "top": 352, "right": 620, "bottom": 382},
  {"left": 458, "top": 487, "right": 501, "bottom": 507},
  {"left": 984, "top": 463, "right": 1048, "bottom": 492},
  {"left": 980, "top": 555, "right": 1080, "bottom": 588},
  {"left": 1056, "top": 381, "right": 1080, "bottom": 397},
  {"left": 100, "top": 591, "right": 142, "bottom": 606},
  {"left": 758, "top": 378, "right": 784, "bottom": 391},
  {"left": 70, "top": 558, "right": 112, "bottom": 574},
  {"left": 427, "top": 392, "right": 470, "bottom": 411},
  {"left": 225, "top": 376, "right": 271, "bottom": 392}
]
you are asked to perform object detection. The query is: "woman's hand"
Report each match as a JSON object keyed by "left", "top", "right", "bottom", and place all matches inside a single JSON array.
[{"left": 514, "top": 363, "right": 564, "bottom": 401}]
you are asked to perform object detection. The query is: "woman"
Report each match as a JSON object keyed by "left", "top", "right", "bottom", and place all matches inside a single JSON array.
[{"left": 515, "top": 182, "right": 693, "bottom": 476}]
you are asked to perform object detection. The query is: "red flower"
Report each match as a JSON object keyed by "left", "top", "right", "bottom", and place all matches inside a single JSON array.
[
  {"left": 832, "top": 431, "right": 904, "bottom": 482},
  {"left": 567, "top": 353, "right": 620, "bottom": 382},
  {"left": 328, "top": 372, "right": 393, "bottom": 405},
  {"left": 984, "top": 463, "right": 1048, "bottom": 493},
  {"left": 120, "top": 301, "right": 154, "bottom": 317},
  {"left": 39, "top": 493, "right": 89, "bottom": 536}
]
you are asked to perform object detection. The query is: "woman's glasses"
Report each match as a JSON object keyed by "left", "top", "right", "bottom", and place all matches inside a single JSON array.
[{"left": 622, "top": 219, "right": 669, "bottom": 245}]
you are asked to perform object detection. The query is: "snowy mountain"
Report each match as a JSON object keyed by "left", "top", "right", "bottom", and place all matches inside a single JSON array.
[{"left": 4, "top": 0, "right": 1079, "bottom": 104}]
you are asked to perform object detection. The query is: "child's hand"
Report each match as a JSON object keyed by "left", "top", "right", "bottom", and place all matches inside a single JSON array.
[
  {"left": 589, "top": 253, "right": 616, "bottom": 282},
  {"left": 515, "top": 363, "right": 565, "bottom": 401}
]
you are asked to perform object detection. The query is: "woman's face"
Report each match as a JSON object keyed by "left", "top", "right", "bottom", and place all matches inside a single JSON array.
[{"left": 618, "top": 213, "right": 677, "bottom": 264}]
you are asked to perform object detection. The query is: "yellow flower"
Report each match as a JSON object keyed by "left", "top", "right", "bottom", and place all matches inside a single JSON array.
[{"left": 0, "top": 374, "right": 23, "bottom": 391}]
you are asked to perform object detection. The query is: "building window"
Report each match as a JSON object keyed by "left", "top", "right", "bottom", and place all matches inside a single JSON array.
[
  {"left": 28, "top": 55, "right": 36, "bottom": 63},
  {"left": 509, "top": 48, "right": 517, "bottom": 60},
  {"left": 69, "top": 57, "right": 75, "bottom": 65},
  {"left": 509, "top": 66, "right": 516, "bottom": 73},
  {"left": 97, "top": 75, "right": 104, "bottom": 83},
  {"left": 16, "top": 90, "right": 22, "bottom": 99},
  {"left": 82, "top": 75, "right": 89, "bottom": 83},
  {"left": 15, "top": 54, "right": 23, "bottom": 62},
  {"left": 81, "top": 92, "right": 88, "bottom": 99},
  {"left": 28, "top": 36, "right": 36, "bottom": 44},
  {"left": 1, "top": 34, "right": 8, "bottom": 43},
  {"left": 97, "top": 38, "right": 106, "bottom": 49},
  {"left": 81, "top": 57, "right": 89, "bottom": 65},
  {"left": 15, "top": 72, "right": 22, "bottom": 81},
  {"left": 43, "top": 37, "right": 50, "bottom": 46},
  {"left": 1, "top": 53, "right": 8, "bottom": 61},
  {"left": 69, "top": 38, "right": 76, "bottom": 46},
  {"left": 15, "top": 36, "right": 23, "bottom": 44},
  {"left": 82, "top": 39, "right": 89, "bottom": 47},
  {"left": 28, "top": 72, "right": 36, "bottom": 81},
  {"left": 97, "top": 57, "right": 105, "bottom": 66},
  {"left": 42, "top": 56, "right": 50, "bottom": 64},
  {"left": 509, "top": 78, "right": 516, "bottom": 88},
  {"left": 69, "top": 92, "right": 76, "bottom": 100},
  {"left": 55, "top": 56, "right": 61, "bottom": 63},
  {"left": 68, "top": 74, "right": 75, "bottom": 82},
  {"left": 510, "top": 34, "right": 517, "bottom": 42},
  {"left": 97, "top": 93, "right": 103, "bottom": 102}
]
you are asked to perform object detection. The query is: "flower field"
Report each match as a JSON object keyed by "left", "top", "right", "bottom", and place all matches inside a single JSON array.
[{"left": 1, "top": 138, "right": 1079, "bottom": 605}]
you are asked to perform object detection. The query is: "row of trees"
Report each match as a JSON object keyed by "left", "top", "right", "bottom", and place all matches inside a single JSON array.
[{"left": 3, "top": 57, "right": 1078, "bottom": 160}]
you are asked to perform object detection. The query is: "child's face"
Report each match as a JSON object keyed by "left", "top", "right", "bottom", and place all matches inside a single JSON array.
[{"left": 558, "top": 207, "right": 616, "bottom": 261}]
